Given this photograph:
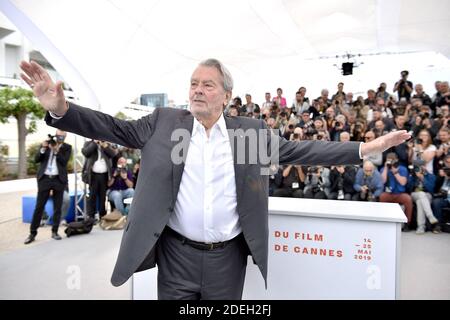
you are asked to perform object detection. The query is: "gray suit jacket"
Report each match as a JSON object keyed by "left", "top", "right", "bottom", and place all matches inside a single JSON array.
[{"left": 46, "top": 102, "right": 362, "bottom": 287}]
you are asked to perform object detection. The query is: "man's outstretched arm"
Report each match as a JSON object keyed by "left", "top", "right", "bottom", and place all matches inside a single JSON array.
[{"left": 20, "top": 60, "right": 157, "bottom": 149}]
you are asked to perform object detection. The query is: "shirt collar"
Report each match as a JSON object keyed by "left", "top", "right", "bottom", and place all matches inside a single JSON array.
[{"left": 192, "top": 113, "right": 227, "bottom": 138}]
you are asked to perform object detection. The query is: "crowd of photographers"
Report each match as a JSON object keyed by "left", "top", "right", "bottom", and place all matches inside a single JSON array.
[
  {"left": 226, "top": 71, "right": 450, "bottom": 234},
  {"left": 33, "top": 70, "right": 449, "bottom": 238}
]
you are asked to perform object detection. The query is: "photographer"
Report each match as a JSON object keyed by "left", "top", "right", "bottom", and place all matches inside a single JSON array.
[
  {"left": 273, "top": 132, "right": 306, "bottom": 198},
  {"left": 282, "top": 123, "right": 295, "bottom": 140},
  {"left": 331, "top": 82, "right": 346, "bottom": 101},
  {"left": 408, "top": 160, "right": 439, "bottom": 234},
  {"left": 242, "top": 94, "right": 260, "bottom": 117},
  {"left": 367, "top": 107, "right": 395, "bottom": 132},
  {"left": 353, "top": 161, "right": 383, "bottom": 201},
  {"left": 434, "top": 81, "right": 450, "bottom": 109},
  {"left": 82, "top": 139, "right": 117, "bottom": 220},
  {"left": 330, "top": 115, "right": 349, "bottom": 141},
  {"left": 351, "top": 96, "right": 369, "bottom": 121},
  {"left": 407, "top": 129, "right": 436, "bottom": 174},
  {"left": 273, "top": 165, "right": 306, "bottom": 198},
  {"left": 394, "top": 70, "right": 413, "bottom": 102},
  {"left": 431, "top": 154, "right": 450, "bottom": 228},
  {"left": 412, "top": 84, "right": 432, "bottom": 107},
  {"left": 303, "top": 166, "right": 330, "bottom": 199},
  {"left": 350, "top": 119, "right": 366, "bottom": 142},
  {"left": 433, "top": 128, "right": 449, "bottom": 174},
  {"left": 276, "top": 111, "right": 289, "bottom": 136},
  {"left": 328, "top": 165, "right": 356, "bottom": 200},
  {"left": 24, "top": 130, "right": 72, "bottom": 244},
  {"left": 376, "top": 82, "right": 390, "bottom": 103},
  {"left": 379, "top": 153, "right": 413, "bottom": 230},
  {"left": 107, "top": 156, "right": 135, "bottom": 215},
  {"left": 291, "top": 90, "right": 310, "bottom": 115},
  {"left": 296, "top": 110, "right": 312, "bottom": 129}
]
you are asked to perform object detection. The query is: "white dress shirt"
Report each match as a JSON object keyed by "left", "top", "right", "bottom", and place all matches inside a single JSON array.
[
  {"left": 92, "top": 146, "right": 108, "bottom": 173},
  {"left": 167, "top": 114, "right": 241, "bottom": 243},
  {"left": 43, "top": 148, "right": 59, "bottom": 176}
]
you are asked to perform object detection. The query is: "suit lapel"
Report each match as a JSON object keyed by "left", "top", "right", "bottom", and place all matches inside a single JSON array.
[
  {"left": 224, "top": 116, "right": 246, "bottom": 207},
  {"left": 171, "top": 112, "right": 194, "bottom": 204}
]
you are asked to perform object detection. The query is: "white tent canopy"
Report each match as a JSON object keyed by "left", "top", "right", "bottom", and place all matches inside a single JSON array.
[{"left": 1, "top": 0, "right": 449, "bottom": 113}]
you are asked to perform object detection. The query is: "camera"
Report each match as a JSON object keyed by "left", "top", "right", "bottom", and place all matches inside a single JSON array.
[
  {"left": 409, "top": 159, "right": 425, "bottom": 175},
  {"left": 47, "top": 134, "right": 57, "bottom": 147},
  {"left": 293, "top": 133, "right": 300, "bottom": 140},
  {"left": 308, "top": 166, "right": 319, "bottom": 174},
  {"left": 115, "top": 164, "right": 128, "bottom": 176},
  {"left": 335, "top": 122, "right": 341, "bottom": 128},
  {"left": 418, "top": 112, "right": 430, "bottom": 120},
  {"left": 386, "top": 159, "right": 399, "bottom": 170},
  {"left": 444, "top": 167, "right": 450, "bottom": 177},
  {"left": 416, "top": 138, "right": 423, "bottom": 145}
]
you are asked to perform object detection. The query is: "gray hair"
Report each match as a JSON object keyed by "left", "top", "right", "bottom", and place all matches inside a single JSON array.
[{"left": 199, "top": 58, "right": 233, "bottom": 92}]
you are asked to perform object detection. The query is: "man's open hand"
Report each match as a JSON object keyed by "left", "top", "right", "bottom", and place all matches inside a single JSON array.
[
  {"left": 20, "top": 60, "right": 68, "bottom": 116},
  {"left": 361, "top": 130, "right": 411, "bottom": 157}
]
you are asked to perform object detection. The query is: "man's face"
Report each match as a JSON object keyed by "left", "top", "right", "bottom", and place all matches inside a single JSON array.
[
  {"left": 265, "top": 93, "right": 271, "bottom": 102},
  {"left": 267, "top": 118, "right": 276, "bottom": 128},
  {"left": 245, "top": 95, "right": 251, "bottom": 104},
  {"left": 321, "top": 90, "right": 329, "bottom": 98},
  {"left": 340, "top": 133, "right": 350, "bottom": 142},
  {"left": 435, "top": 82, "right": 442, "bottom": 91},
  {"left": 375, "top": 120, "right": 384, "bottom": 132},
  {"left": 296, "top": 93, "right": 302, "bottom": 102},
  {"left": 299, "top": 88, "right": 306, "bottom": 96},
  {"left": 438, "top": 131, "right": 449, "bottom": 143},
  {"left": 338, "top": 83, "right": 343, "bottom": 91},
  {"left": 277, "top": 89, "right": 282, "bottom": 97},
  {"left": 380, "top": 83, "right": 387, "bottom": 90},
  {"left": 302, "top": 113, "right": 310, "bottom": 122},
  {"left": 55, "top": 130, "right": 66, "bottom": 143},
  {"left": 376, "top": 99, "right": 385, "bottom": 108},
  {"left": 229, "top": 108, "right": 238, "bottom": 117},
  {"left": 346, "top": 93, "right": 353, "bottom": 101},
  {"left": 373, "top": 111, "right": 382, "bottom": 121},
  {"left": 314, "top": 119, "right": 323, "bottom": 128},
  {"left": 415, "top": 85, "right": 423, "bottom": 94},
  {"left": 326, "top": 108, "right": 335, "bottom": 118},
  {"left": 363, "top": 165, "right": 374, "bottom": 176},
  {"left": 189, "top": 66, "right": 229, "bottom": 121},
  {"left": 396, "top": 115, "right": 406, "bottom": 126},
  {"left": 364, "top": 132, "right": 375, "bottom": 142}
]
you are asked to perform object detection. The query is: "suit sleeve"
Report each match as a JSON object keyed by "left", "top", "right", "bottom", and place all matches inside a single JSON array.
[
  {"left": 45, "top": 102, "right": 160, "bottom": 149},
  {"left": 263, "top": 120, "right": 363, "bottom": 166},
  {"left": 56, "top": 144, "right": 72, "bottom": 167},
  {"left": 81, "top": 140, "right": 97, "bottom": 158}
]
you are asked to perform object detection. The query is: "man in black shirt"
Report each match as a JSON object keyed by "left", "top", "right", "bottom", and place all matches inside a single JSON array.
[{"left": 394, "top": 70, "right": 413, "bottom": 102}]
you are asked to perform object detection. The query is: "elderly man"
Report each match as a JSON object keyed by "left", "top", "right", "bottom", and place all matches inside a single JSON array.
[{"left": 20, "top": 58, "right": 410, "bottom": 300}]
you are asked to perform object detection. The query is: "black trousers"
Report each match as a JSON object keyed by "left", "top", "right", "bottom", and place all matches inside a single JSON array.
[
  {"left": 30, "top": 175, "right": 65, "bottom": 235},
  {"left": 156, "top": 228, "right": 248, "bottom": 300},
  {"left": 87, "top": 172, "right": 108, "bottom": 218}
]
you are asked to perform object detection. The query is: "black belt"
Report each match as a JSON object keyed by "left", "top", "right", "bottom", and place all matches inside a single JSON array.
[
  {"left": 166, "top": 227, "right": 240, "bottom": 251},
  {"left": 44, "top": 174, "right": 58, "bottom": 179}
]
